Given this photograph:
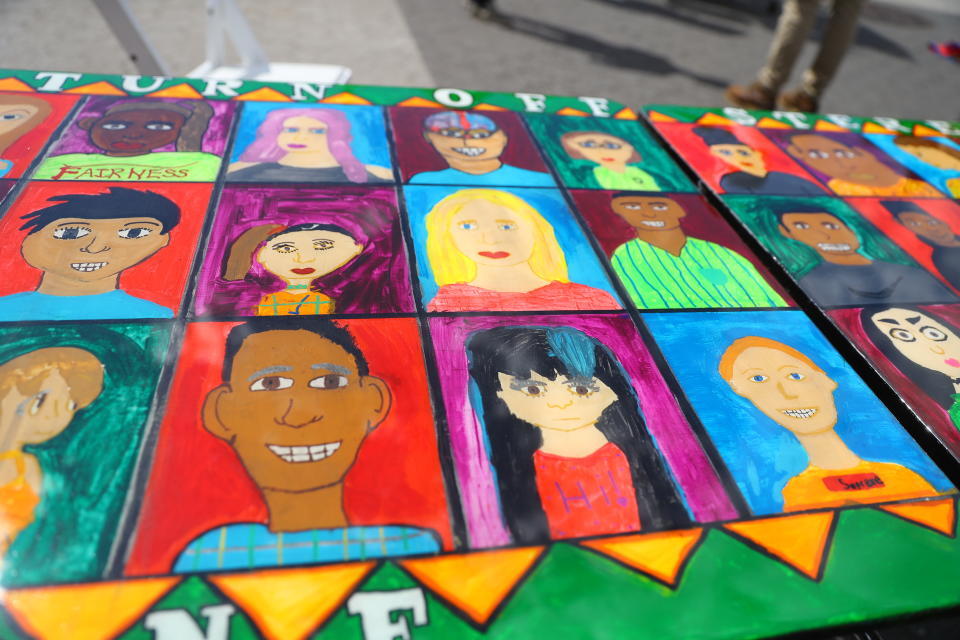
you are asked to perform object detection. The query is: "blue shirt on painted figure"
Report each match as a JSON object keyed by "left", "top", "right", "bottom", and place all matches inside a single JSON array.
[
  {"left": 408, "top": 164, "right": 555, "bottom": 187},
  {"left": 173, "top": 523, "right": 441, "bottom": 572},
  {"left": 0, "top": 290, "right": 174, "bottom": 321}
]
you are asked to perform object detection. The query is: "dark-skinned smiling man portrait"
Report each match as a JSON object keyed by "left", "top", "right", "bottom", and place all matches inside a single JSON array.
[{"left": 173, "top": 317, "right": 440, "bottom": 572}]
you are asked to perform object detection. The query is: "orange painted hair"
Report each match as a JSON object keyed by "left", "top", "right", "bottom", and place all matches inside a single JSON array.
[{"left": 718, "top": 336, "right": 824, "bottom": 380}]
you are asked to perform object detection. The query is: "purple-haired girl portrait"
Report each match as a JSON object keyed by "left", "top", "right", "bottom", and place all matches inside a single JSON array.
[
  {"left": 193, "top": 186, "right": 416, "bottom": 316},
  {"left": 226, "top": 107, "right": 393, "bottom": 184}
]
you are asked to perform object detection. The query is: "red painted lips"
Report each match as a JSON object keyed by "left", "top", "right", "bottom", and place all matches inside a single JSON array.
[
  {"left": 291, "top": 268, "right": 316, "bottom": 274},
  {"left": 478, "top": 251, "right": 510, "bottom": 259}
]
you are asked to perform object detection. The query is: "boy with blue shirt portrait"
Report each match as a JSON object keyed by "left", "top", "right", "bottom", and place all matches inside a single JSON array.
[{"left": 0, "top": 187, "right": 179, "bottom": 321}]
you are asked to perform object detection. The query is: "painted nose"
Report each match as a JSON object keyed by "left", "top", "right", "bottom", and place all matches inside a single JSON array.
[
  {"left": 930, "top": 345, "right": 946, "bottom": 355},
  {"left": 292, "top": 251, "right": 314, "bottom": 264},
  {"left": 80, "top": 233, "right": 109, "bottom": 254},
  {"left": 277, "top": 398, "right": 322, "bottom": 429},
  {"left": 776, "top": 380, "right": 800, "bottom": 399},
  {"left": 545, "top": 393, "right": 574, "bottom": 409}
]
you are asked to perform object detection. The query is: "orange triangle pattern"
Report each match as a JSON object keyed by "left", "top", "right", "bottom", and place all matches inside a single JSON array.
[
  {"left": 556, "top": 107, "right": 589, "bottom": 117},
  {"left": 148, "top": 82, "right": 203, "bottom": 99},
  {"left": 647, "top": 111, "right": 678, "bottom": 123},
  {"left": 757, "top": 117, "right": 792, "bottom": 129},
  {"left": 5, "top": 577, "right": 179, "bottom": 640},
  {"left": 614, "top": 107, "right": 638, "bottom": 120},
  {"left": 912, "top": 124, "right": 945, "bottom": 137},
  {"left": 64, "top": 80, "right": 125, "bottom": 96},
  {"left": 210, "top": 562, "right": 375, "bottom": 640},
  {"left": 321, "top": 92, "right": 373, "bottom": 106},
  {"left": 0, "top": 77, "right": 36, "bottom": 93},
  {"left": 696, "top": 112, "right": 734, "bottom": 126},
  {"left": 723, "top": 511, "right": 835, "bottom": 580},
  {"left": 396, "top": 96, "right": 442, "bottom": 108},
  {"left": 815, "top": 120, "right": 849, "bottom": 132},
  {"left": 399, "top": 547, "right": 544, "bottom": 625},
  {"left": 234, "top": 87, "right": 293, "bottom": 102},
  {"left": 580, "top": 528, "right": 703, "bottom": 587},
  {"left": 877, "top": 497, "right": 957, "bottom": 537},
  {"left": 862, "top": 121, "right": 898, "bottom": 135},
  {"left": 473, "top": 103, "right": 508, "bottom": 111}
]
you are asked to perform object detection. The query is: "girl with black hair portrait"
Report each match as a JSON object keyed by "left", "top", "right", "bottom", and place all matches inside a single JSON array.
[
  {"left": 862, "top": 305, "right": 960, "bottom": 431},
  {"left": 465, "top": 325, "right": 689, "bottom": 544}
]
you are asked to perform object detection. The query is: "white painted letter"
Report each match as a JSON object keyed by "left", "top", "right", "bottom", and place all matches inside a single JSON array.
[
  {"left": 924, "top": 120, "right": 952, "bottom": 134},
  {"left": 433, "top": 88, "right": 474, "bottom": 109},
  {"left": 34, "top": 72, "right": 82, "bottom": 92},
  {"left": 579, "top": 96, "right": 610, "bottom": 118},
  {"left": 144, "top": 604, "right": 235, "bottom": 640},
  {"left": 722, "top": 107, "right": 757, "bottom": 126},
  {"left": 772, "top": 111, "right": 811, "bottom": 128},
  {"left": 515, "top": 93, "right": 547, "bottom": 113},
  {"left": 826, "top": 113, "right": 856, "bottom": 130},
  {"left": 201, "top": 79, "right": 244, "bottom": 98},
  {"left": 874, "top": 117, "right": 909, "bottom": 133},
  {"left": 292, "top": 83, "right": 328, "bottom": 101},
  {"left": 347, "top": 589, "right": 428, "bottom": 640},
  {"left": 122, "top": 75, "right": 167, "bottom": 93}
]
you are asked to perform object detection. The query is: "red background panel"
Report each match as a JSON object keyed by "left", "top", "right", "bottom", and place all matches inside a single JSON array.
[
  {"left": 653, "top": 122, "right": 827, "bottom": 195},
  {"left": 846, "top": 198, "right": 960, "bottom": 294},
  {"left": 125, "top": 317, "right": 454, "bottom": 575},
  {"left": 0, "top": 181, "right": 212, "bottom": 314},
  {"left": 1, "top": 92, "right": 80, "bottom": 179}
]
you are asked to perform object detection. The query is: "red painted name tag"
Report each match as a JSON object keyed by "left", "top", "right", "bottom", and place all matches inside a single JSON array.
[{"left": 822, "top": 473, "right": 885, "bottom": 492}]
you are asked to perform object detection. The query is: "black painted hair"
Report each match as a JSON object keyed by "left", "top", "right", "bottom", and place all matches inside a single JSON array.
[
  {"left": 771, "top": 202, "right": 846, "bottom": 227},
  {"left": 222, "top": 317, "right": 369, "bottom": 381},
  {"left": 19, "top": 187, "right": 181, "bottom": 235},
  {"left": 465, "top": 326, "right": 689, "bottom": 544},
  {"left": 860, "top": 304, "right": 959, "bottom": 411},
  {"left": 692, "top": 126, "right": 742, "bottom": 147},
  {"left": 266, "top": 222, "right": 358, "bottom": 243}
]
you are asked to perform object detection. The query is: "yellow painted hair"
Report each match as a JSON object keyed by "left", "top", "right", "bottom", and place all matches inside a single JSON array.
[{"left": 424, "top": 189, "right": 569, "bottom": 286}]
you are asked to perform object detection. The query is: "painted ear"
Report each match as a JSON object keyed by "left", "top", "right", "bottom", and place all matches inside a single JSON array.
[
  {"left": 778, "top": 223, "right": 791, "bottom": 239},
  {"left": 201, "top": 384, "right": 235, "bottom": 442},
  {"left": 360, "top": 375, "right": 392, "bottom": 432},
  {"left": 77, "top": 117, "right": 97, "bottom": 131}
]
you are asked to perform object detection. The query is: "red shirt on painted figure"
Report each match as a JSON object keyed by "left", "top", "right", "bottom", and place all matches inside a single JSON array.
[{"left": 533, "top": 441, "right": 640, "bottom": 539}]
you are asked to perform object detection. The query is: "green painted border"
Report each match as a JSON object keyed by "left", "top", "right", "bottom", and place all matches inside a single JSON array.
[
  {"left": 0, "top": 68, "right": 631, "bottom": 117},
  {"left": 643, "top": 104, "right": 960, "bottom": 136}
]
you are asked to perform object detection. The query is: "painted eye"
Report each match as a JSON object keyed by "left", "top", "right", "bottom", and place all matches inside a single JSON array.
[
  {"left": 835, "top": 149, "right": 855, "bottom": 158},
  {"left": 623, "top": 203, "right": 641, "bottom": 210},
  {"left": 440, "top": 128, "right": 465, "bottom": 138},
  {"left": 793, "top": 222, "right": 810, "bottom": 230},
  {"left": 920, "top": 326, "right": 948, "bottom": 342},
  {"left": 498, "top": 223, "right": 516, "bottom": 231},
  {"left": 651, "top": 203, "right": 668, "bottom": 211},
  {"left": 272, "top": 243, "right": 296, "bottom": 254},
  {"left": 458, "top": 222, "right": 476, "bottom": 230},
  {"left": 100, "top": 122, "right": 127, "bottom": 130},
  {"left": 117, "top": 227, "right": 153, "bottom": 239},
  {"left": 602, "top": 142, "right": 623, "bottom": 149},
  {"left": 308, "top": 128, "right": 326, "bottom": 134},
  {"left": 28, "top": 392, "right": 47, "bottom": 415},
  {"left": 53, "top": 226, "right": 91, "bottom": 239},
  {"left": 750, "top": 374, "right": 768, "bottom": 383},
  {"left": 737, "top": 150, "right": 751, "bottom": 156},
  {"left": 468, "top": 129, "right": 492, "bottom": 139},
  {"left": 1, "top": 113, "right": 25, "bottom": 121},
  {"left": 566, "top": 381, "right": 599, "bottom": 397},
  {"left": 145, "top": 122, "right": 174, "bottom": 131},
  {"left": 250, "top": 376, "right": 294, "bottom": 391},
  {"left": 579, "top": 140, "right": 597, "bottom": 148},
  {"left": 889, "top": 328, "right": 916, "bottom": 342},
  {"left": 309, "top": 374, "right": 348, "bottom": 389},
  {"left": 523, "top": 385, "right": 542, "bottom": 396},
  {"left": 786, "top": 372, "right": 805, "bottom": 381},
  {"left": 313, "top": 239, "right": 335, "bottom": 250},
  {"left": 718, "top": 149, "right": 732, "bottom": 156},
  {"left": 823, "top": 223, "right": 839, "bottom": 230},
  {"left": 283, "top": 127, "right": 299, "bottom": 133}
]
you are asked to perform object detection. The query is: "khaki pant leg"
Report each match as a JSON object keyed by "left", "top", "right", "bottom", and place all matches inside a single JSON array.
[
  {"left": 801, "top": 0, "right": 867, "bottom": 97},
  {"left": 757, "top": 0, "right": 822, "bottom": 91}
]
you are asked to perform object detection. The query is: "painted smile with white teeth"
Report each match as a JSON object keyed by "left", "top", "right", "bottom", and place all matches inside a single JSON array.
[
  {"left": 782, "top": 408, "right": 817, "bottom": 419},
  {"left": 640, "top": 220, "right": 665, "bottom": 227},
  {"left": 267, "top": 442, "right": 341, "bottom": 463},
  {"left": 452, "top": 147, "right": 486, "bottom": 157},
  {"left": 816, "top": 243, "right": 851, "bottom": 252},
  {"left": 71, "top": 262, "right": 107, "bottom": 272}
]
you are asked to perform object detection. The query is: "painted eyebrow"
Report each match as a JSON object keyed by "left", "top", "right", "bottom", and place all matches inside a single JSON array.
[
  {"left": 247, "top": 365, "right": 292, "bottom": 382},
  {"left": 777, "top": 365, "right": 802, "bottom": 371},
  {"left": 906, "top": 316, "right": 923, "bottom": 325},
  {"left": 877, "top": 318, "right": 900, "bottom": 325},
  {"left": 121, "top": 220, "right": 160, "bottom": 227},
  {"left": 311, "top": 363, "right": 352, "bottom": 375},
  {"left": 738, "top": 367, "right": 765, "bottom": 374}
]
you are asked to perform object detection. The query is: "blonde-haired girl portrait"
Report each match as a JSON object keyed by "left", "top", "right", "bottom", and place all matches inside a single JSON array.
[{"left": 423, "top": 188, "right": 620, "bottom": 312}]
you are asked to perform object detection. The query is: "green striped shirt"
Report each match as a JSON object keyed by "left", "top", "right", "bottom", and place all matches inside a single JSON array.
[{"left": 611, "top": 237, "right": 786, "bottom": 309}]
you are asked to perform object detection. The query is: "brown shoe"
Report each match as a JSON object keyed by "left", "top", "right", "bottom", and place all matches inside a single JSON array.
[
  {"left": 724, "top": 82, "right": 776, "bottom": 111},
  {"left": 777, "top": 88, "right": 819, "bottom": 113}
]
